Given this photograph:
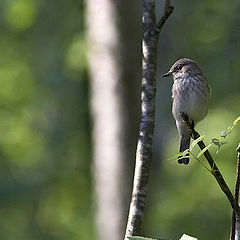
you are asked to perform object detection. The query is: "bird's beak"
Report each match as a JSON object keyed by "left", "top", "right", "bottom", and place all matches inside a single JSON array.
[{"left": 161, "top": 71, "right": 171, "bottom": 77}]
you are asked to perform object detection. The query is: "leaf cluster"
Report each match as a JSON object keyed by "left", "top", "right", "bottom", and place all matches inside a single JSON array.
[{"left": 169, "top": 116, "right": 240, "bottom": 169}]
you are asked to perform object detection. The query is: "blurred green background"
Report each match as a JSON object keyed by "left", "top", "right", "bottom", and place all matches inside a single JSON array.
[
  {"left": 0, "top": 0, "right": 240, "bottom": 239},
  {"left": 0, "top": 0, "right": 92, "bottom": 239}
]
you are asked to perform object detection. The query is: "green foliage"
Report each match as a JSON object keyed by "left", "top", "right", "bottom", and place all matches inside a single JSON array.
[
  {"left": 212, "top": 115, "right": 240, "bottom": 153},
  {"left": 221, "top": 115, "right": 240, "bottom": 139},
  {"left": 211, "top": 138, "right": 227, "bottom": 154},
  {"left": 196, "top": 144, "right": 212, "bottom": 158},
  {"left": 190, "top": 135, "right": 205, "bottom": 150},
  {"left": 170, "top": 116, "right": 240, "bottom": 166}
]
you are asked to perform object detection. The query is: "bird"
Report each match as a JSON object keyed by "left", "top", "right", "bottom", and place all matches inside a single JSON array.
[{"left": 162, "top": 58, "right": 210, "bottom": 164}]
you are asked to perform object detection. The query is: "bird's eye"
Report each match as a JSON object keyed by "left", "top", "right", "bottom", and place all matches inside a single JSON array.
[{"left": 175, "top": 65, "right": 182, "bottom": 71}]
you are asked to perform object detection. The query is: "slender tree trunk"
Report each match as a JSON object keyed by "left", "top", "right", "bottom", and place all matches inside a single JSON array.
[
  {"left": 124, "top": 1, "right": 173, "bottom": 238},
  {"left": 87, "top": 1, "right": 141, "bottom": 239}
]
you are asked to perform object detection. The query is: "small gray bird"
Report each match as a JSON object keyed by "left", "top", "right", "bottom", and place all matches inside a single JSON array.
[{"left": 162, "top": 58, "right": 210, "bottom": 164}]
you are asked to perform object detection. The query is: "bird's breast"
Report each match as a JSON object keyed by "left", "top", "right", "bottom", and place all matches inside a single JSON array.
[{"left": 172, "top": 77, "right": 209, "bottom": 122}]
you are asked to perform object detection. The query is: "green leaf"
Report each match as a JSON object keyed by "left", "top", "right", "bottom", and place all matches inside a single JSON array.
[
  {"left": 220, "top": 130, "right": 227, "bottom": 138},
  {"left": 182, "top": 149, "right": 189, "bottom": 156},
  {"left": 221, "top": 116, "right": 240, "bottom": 139},
  {"left": 169, "top": 149, "right": 190, "bottom": 162},
  {"left": 197, "top": 144, "right": 212, "bottom": 158},
  {"left": 178, "top": 156, "right": 189, "bottom": 161},
  {"left": 212, "top": 138, "right": 228, "bottom": 154},
  {"left": 168, "top": 152, "right": 184, "bottom": 160},
  {"left": 190, "top": 135, "right": 205, "bottom": 150},
  {"left": 233, "top": 116, "right": 240, "bottom": 126},
  {"left": 212, "top": 138, "right": 220, "bottom": 146},
  {"left": 179, "top": 234, "right": 198, "bottom": 240}
]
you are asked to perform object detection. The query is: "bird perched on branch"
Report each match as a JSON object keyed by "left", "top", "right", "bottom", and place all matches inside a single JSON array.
[{"left": 162, "top": 58, "right": 210, "bottom": 164}]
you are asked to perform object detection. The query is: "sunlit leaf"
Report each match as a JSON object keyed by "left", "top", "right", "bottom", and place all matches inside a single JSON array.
[
  {"left": 179, "top": 234, "right": 198, "bottom": 240},
  {"left": 221, "top": 116, "right": 240, "bottom": 139},
  {"left": 190, "top": 135, "right": 205, "bottom": 150},
  {"left": 168, "top": 149, "right": 189, "bottom": 162},
  {"left": 178, "top": 155, "right": 189, "bottom": 161},
  {"left": 212, "top": 138, "right": 220, "bottom": 146},
  {"left": 233, "top": 116, "right": 240, "bottom": 126},
  {"left": 197, "top": 144, "right": 212, "bottom": 158},
  {"left": 168, "top": 152, "right": 184, "bottom": 160},
  {"left": 182, "top": 149, "right": 190, "bottom": 156}
]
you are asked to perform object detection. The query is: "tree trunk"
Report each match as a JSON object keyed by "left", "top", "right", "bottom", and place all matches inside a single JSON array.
[
  {"left": 87, "top": 1, "right": 141, "bottom": 239},
  {"left": 124, "top": 0, "right": 173, "bottom": 238}
]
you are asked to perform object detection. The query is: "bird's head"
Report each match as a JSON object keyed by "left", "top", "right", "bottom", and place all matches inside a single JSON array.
[{"left": 162, "top": 58, "right": 202, "bottom": 79}]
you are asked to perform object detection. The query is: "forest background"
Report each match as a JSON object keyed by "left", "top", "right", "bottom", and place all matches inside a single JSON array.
[{"left": 0, "top": 0, "right": 240, "bottom": 240}]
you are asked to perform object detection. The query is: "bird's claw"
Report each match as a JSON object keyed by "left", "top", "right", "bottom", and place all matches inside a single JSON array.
[{"left": 180, "top": 112, "right": 189, "bottom": 123}]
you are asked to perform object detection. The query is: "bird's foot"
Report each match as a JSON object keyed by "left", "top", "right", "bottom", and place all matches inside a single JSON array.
[{"left": 180, "top": 112, "right": 189, "bottom": 122}]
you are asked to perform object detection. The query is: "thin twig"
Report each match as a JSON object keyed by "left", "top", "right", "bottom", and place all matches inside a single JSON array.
[
  {"left": 180, "top": 112, "right": 240, "bottom": 216},
  {"left": 157, "top": 0, "right": 173, "bottom": 31},
  {"left": 144, "top": 1, "right": 173, "bottom": 37},
  {"left": 230, "top": 143, "right": 240, "bottom": 240},
  {"left": 124, "top": 1, "right": 173, "bottom": 239}
]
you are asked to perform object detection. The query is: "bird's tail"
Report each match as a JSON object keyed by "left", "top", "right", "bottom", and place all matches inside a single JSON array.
[{"left": 178, "top": 135, "right": 190, "bottom": 164}]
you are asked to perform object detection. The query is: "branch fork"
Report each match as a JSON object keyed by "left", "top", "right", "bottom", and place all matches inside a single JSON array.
[
  {"left": 124, "top": 1, "right": 173, "bottom": 239},
  {"left": 144, "top": 2, "right": 173, "bottom": 38}
]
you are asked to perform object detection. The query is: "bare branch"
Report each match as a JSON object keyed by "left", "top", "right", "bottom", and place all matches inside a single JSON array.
[
  {"left": 156, "top": 0, "right": 173, "bottom": 32},
  {"left": 144, "top": 0, "right": 173, "bottom": 38},
  {"left": 180, "top": 112, "right": 240, "bottom": 217}
]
